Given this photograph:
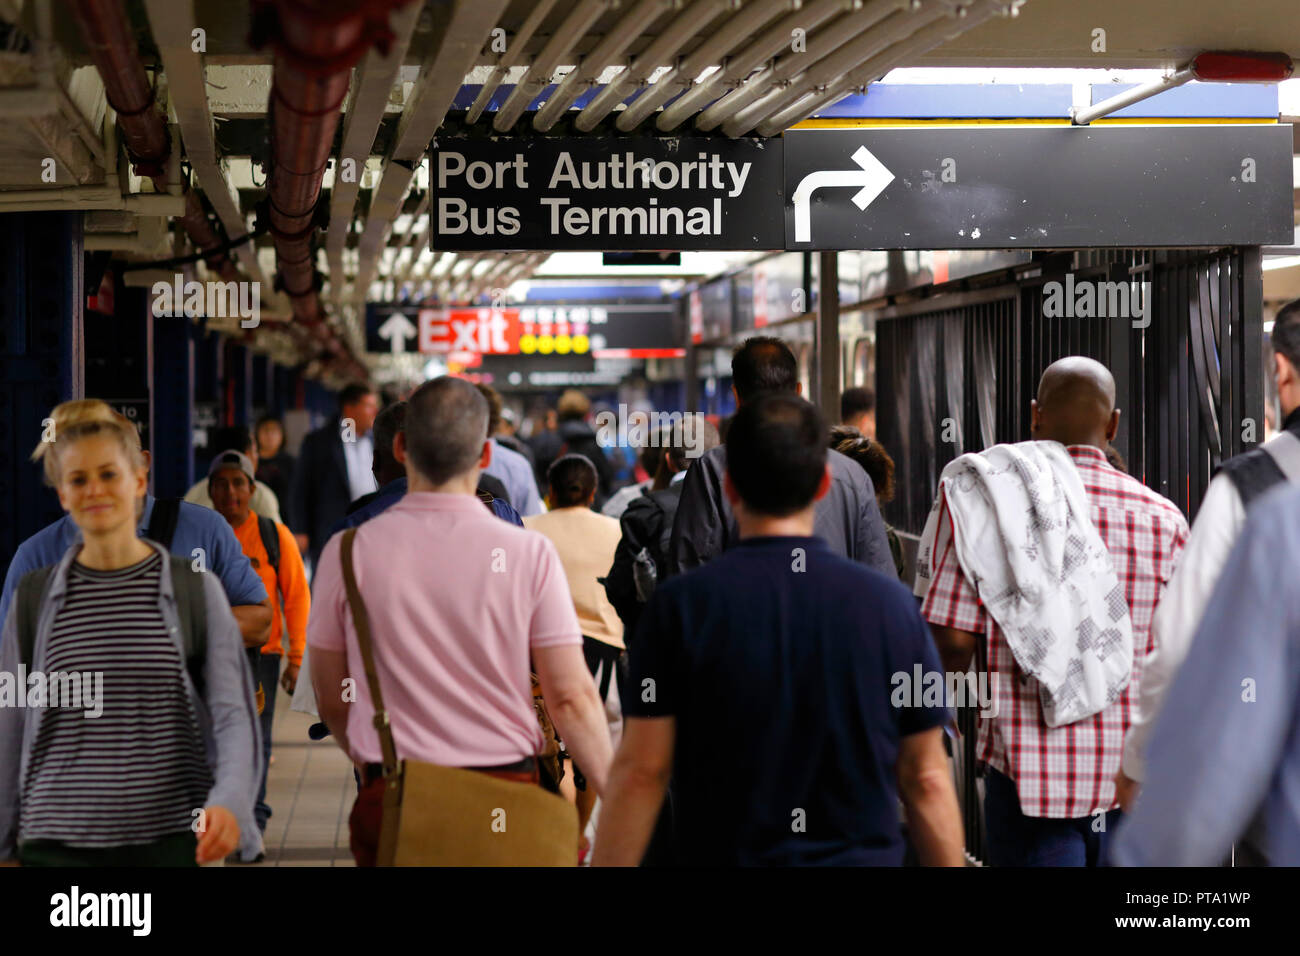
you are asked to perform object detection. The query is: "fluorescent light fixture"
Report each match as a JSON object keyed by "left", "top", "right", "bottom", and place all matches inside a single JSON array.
[{"left": 1263, "top": 255, "right": 1300, "bottom": 271}]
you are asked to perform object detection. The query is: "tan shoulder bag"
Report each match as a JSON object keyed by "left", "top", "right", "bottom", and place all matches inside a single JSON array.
[{"left": 339, "top": 528, "right": 578, "bottom": 866}]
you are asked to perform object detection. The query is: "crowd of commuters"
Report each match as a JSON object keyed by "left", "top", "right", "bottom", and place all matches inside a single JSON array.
[{"left": 3, "top": 310, "right": 1300, "bottom": 867}]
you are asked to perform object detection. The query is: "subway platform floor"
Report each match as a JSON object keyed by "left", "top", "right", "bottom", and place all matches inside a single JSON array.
[{"left": 256, "top": 690, "right": 356, "bottom": 867}]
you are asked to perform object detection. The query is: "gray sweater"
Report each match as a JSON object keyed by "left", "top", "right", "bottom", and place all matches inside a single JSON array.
[{"left": 0, "top": 540, "right": 262, "bottom": 861}]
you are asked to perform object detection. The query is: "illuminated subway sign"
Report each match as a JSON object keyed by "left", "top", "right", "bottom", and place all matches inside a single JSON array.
[{"left": 430, "top": 136, "right": 784, "bottom": 251}]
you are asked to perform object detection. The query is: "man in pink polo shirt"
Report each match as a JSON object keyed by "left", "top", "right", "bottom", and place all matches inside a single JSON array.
[{"left": 308, "top": 377, "right": 614, "bottom": 866}]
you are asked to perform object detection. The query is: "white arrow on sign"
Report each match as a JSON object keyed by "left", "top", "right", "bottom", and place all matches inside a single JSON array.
[
  {"left": 791, "top": 145, "right": 894, "bottom": 244},
  {"left": 377, "top": 312, "right": 417, "bottom": 354}
]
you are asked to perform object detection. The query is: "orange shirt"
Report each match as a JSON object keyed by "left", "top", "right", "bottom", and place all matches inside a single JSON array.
[{"left": 230, "top": 510, "right": 310, "bottom": 666}]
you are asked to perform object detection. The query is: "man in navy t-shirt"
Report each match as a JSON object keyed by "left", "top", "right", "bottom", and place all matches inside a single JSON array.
[{"left": 594, "top": 394, "right": 964, "bottom": 866}]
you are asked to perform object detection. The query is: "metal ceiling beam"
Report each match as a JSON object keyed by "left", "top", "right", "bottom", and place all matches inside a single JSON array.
[
  {"left": 465, "top": 0, "right": 558, "bottom": 124},
  {"left": 493, "top": 0, "right": 611, "bottom": 133},
  {"left": 325, "top": 0, "right": 420, "bottom": 311},
  {"left": 718, "top": 0, "right": 942, "bottom": 136},
  {"left": 655, "top": 0, "right": 854, "bottom": 131},
  {"left": 533, "top": 0, "right": 675, "bottom": 132},
  {"left": 573, "top": 0, "right": 734, "bottom": 132},
  {"left": 699, "top": 0, "right": 911, "bottom": 133},
  {"left": 755, "top": 0, "right": 1019, "bottom": 134},
  {"left": 613, "top": 0, "right": 793, "bottom": 131},
  {"left": 355, "top": 0, "right": 509, "bottom": 307},
  {"left": 142, "top": 0, "right": 269, "bottom": 289}
]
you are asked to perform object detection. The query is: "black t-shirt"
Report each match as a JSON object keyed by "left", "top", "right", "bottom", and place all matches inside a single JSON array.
[{"left": 625, "top": 535, "right": 948, "bottom": 866}]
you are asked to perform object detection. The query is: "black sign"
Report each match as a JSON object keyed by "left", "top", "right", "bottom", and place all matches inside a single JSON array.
[
  {"left": 430, "top": 136, "right": 785, "bottom": 251},
  {"left": 784, "top": 126, "right": 1294, "bottom": 249},
  {"left": 364, "top": 304, "right": 421, "bottom": 355},
  {"left": 603, "top": 252, "right": 682, "bottom": 266}
]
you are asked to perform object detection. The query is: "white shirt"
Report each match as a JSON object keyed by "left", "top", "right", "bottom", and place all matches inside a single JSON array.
[
  {"left": 342, "top": 432, "right": 378, "bottom": 503},
  {"left": 1122, "top": 472, "right": 1243, "bottom": 780}
]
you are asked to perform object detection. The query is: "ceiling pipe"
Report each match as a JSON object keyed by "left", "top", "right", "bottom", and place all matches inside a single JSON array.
[
  {"left": 699, "top": 0, "right": 913, "bottom": 133},
  {"left": 655, "top": 0, "right": 853, "bottom": 131},
  {"left": 533, "top": 0, "right": 676, "bottom": 132},
  {"left": 571, "top": 0, "right": 735, "bottom": 133},
  {"left": 613, "top": 0, "right": 793, "bottom": 132},
  {"left": 69, "top": 0, "right": 240, "bottom": 280},
  {"left": 465, "top": 0, "right": 559, "bottom": 125},
  {"left": 717, "top": 0, "right": 941, "bottom": 136},
  {"left": 754, "top": 0, "right": 1017, "bottom": 135},
  {"left": 493, "top": 0, "right": 611, "bottom": 133},
  {"left": 253, "top": 0, "right": 412, "bottom": 381}
]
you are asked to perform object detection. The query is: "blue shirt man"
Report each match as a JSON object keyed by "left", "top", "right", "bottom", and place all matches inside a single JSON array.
[
  {"left": 1111, "top": 483, "right": 1300, "bottom": 866},
  {"left": 483, "top": 439, "right": 543, "bottom": 517},
  {"left": 1, "top": 494, "right": 268, "bottom": 625},
  {"left": 328, "top": 476, "right": 523, "bottom": 539}
]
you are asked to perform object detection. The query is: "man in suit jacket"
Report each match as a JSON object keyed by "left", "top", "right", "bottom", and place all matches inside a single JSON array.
[{"left": 289, "top": 383, "right": 379, "bottom": 566}]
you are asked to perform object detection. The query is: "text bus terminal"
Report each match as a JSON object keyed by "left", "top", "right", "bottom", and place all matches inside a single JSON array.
[{"left": 436, "top": 149, "right": 755, "bottom": 239}]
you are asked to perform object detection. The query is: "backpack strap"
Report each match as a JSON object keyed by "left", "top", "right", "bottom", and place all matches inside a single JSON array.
[
  {"left": 15, "top": 567, "right": 54, "bottom": 671},
  {"left": 1262, "top": 430, "right": 1300, "bottom": 484},
  {"left": 146, "top": 498, "right": 183, "bottom": 549},
  {"left": 256, "top": 515, "right": 282, "bottom": 598},
  {"left": 170, "top": 556, "right": 208, "bottom": 698}
]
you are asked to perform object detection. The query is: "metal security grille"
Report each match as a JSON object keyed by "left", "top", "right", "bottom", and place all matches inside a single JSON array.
[
  {"left": 874, "top": 246, "right": 1263, "bottom": 865},
  {"left": 879, "top": 247, "right": 1263, "bottom": 533}
]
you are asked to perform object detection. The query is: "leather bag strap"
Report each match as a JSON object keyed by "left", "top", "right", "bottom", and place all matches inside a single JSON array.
[{"left": 340, "top": 528, "right": 399, "bottom": 776}]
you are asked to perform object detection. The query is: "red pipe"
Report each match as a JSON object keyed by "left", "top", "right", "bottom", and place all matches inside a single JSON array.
[
  {"left": 70, "top": 0, "right": 240, "bottom": 281},
  {"left": 258, "top": 0, "right": 406, "bottom": 381},
  {"left": 69, "top": 0, "right": 169, "bottom": 178},
  {"left": 70, "top": 0, "right": 372, "bottom": 379}
]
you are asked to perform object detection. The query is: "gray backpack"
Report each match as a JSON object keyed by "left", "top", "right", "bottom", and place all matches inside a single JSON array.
[{"left": 14, "top": 555, "right": 207, "bottom": 693}]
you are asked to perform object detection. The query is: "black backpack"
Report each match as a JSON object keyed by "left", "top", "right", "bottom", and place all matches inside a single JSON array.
[
  {"left": 603, "top": 485, "right": 682, "bottom": 638},
  {"left": 15, "top": 554, "right": 208, "bottom": 695}
]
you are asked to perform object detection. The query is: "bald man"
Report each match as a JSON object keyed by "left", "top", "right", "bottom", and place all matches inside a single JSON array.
[{"left": 918, "top": 356, "right": 1188, "bottom": 867}]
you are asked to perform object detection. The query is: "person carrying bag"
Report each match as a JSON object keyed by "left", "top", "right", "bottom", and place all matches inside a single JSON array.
[{"left": 339, "top": 528, "right": 576, "bottom": 865}]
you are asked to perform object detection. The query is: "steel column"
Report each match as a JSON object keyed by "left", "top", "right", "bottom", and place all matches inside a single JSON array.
[{"left": 815, "top": 252, "right": 840, "bottom": 418}]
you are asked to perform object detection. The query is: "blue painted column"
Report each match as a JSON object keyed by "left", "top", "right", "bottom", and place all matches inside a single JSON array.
[
  {"left": 152, "top": 308, "right": 195, "bottom": 497},
  {"left": 0, "top": 212, "right": 83, "bottom": 582},
  {"left": 226, "top": 340, "right": 252, "bottom": 427},
  {"left": 252, "top": 352, "right": 270, "bottom": 417}
]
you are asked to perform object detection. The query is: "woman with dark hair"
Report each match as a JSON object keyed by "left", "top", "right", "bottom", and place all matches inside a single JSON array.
[
  {"left": 255, "top": 416, "right": 296, "bottom": 518},
  {"left": 831, "top": 425, "right": 904, "bottom": 579}
]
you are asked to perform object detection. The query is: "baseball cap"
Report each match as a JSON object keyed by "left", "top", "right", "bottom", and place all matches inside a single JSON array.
[{"left": 208, "top": 449, "right": 255, "bottom": 483}]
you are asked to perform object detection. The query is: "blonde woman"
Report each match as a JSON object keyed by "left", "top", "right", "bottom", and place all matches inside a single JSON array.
[{"left": 0, "top": 415, "right": 261, "bottom": 866}]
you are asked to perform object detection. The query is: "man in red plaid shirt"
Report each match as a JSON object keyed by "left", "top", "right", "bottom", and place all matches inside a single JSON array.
[{"left": 920, "top": 357, "right": 1188, "bottom": 866}]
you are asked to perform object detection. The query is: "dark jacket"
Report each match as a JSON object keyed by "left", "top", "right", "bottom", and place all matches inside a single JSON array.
[
  {"left": 557, "top": 419, "right": 615, "bottom": 509},
  {"left": 605, "top": 483, "right": 683, "bottom": 644},
  {"left": 528, "top": 428, "right": 564, "bottom": 490},
  {"left": 668, "top": 445, "right": 897, "bottom": 579},
  {"left": 289, "top": 420, "right": 354, "bottom": 563},
  {"left": 1217, "top": 406, "right": 1300, "bottom": 507},
  {"left": 256, "top": 452, "right": 296, "bottom": 517}
]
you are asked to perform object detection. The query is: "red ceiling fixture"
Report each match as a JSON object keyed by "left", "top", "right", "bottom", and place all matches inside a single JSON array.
[{"left": 1190, "top": 51, "right": 1294, "bottom": 83}]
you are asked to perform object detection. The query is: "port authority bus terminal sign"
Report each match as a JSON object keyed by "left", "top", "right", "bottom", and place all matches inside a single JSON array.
[
  {"left": 429, "top": 127, "right": 1292, "bottom": 252},
  {"left": 430, "top": 136, "right": 785, "bottom": 250}
]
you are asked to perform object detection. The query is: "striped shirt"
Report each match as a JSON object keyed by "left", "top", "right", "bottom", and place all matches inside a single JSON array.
[
  {"left": 921, "top": 445, "right": 1189, "bottom": 818},
  {"left": 20, "top": 551, "right": 213, "bottom": 847}
]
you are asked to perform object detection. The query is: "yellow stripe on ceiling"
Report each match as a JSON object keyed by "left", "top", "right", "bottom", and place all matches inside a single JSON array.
[{"left": 789, "top": 117, "right": 1280, "bottom": 128}]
